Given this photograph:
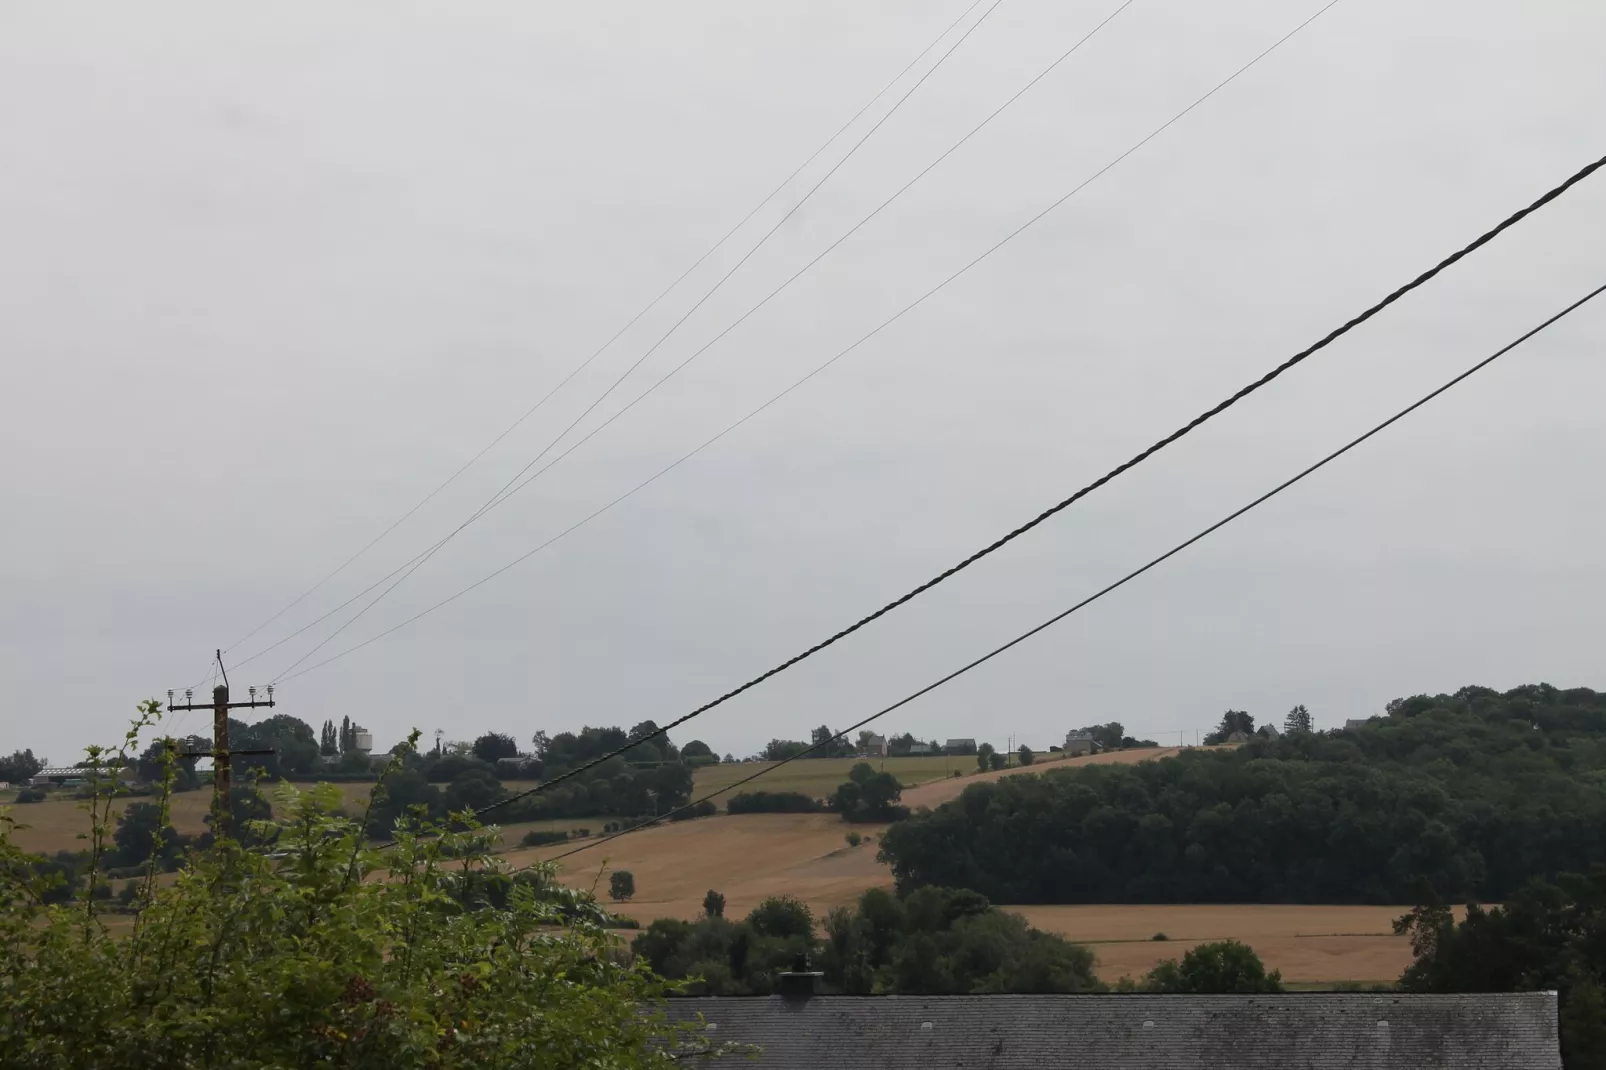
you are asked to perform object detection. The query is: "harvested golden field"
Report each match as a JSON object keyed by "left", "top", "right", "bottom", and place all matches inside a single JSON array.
[
  {"left": 508, "top": 812, "right": 892, "bottom": 921},
  {"left": 4, "top": 789, "right": 216, "bottom": 855},
  {"left": 1006, "top": 904, "right": 1453, "bottom": 985},
  {"left": 11, "top": 746, "right": 1426, "bottom": 984},
  {"left": 516, "top": 800, "right": 1430, "bottom": 985}
]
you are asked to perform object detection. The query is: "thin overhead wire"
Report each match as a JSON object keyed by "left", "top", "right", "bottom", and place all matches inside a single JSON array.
[
  {"left": 422, "top": 140, "right": 1606, "bottom": 824},
  {"left": 240, "top": 0, "right": 1134, "bottom": 683},
  {"left": 547, "top": 279, "right": 1606, "bottom": 861},
  {"left": 213, "top": 0, "right": 996, "bottom": 659},
  {"left": 275, "top": 0, "right": 1342, "bottom": 686},
  {"left": 259, "top": 0, "right": 1014, "bottom": 682}
]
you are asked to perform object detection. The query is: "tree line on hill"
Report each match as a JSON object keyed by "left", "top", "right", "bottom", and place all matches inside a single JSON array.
[
  {"left": 631, "top": 885, "right": 1287, "bottom": 997},
  {"left": 879, "top": 684, "right": 1606, "bottom": 906}
]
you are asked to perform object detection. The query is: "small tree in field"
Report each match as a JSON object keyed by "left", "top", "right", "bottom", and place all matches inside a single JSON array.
[
  {"left": 976, "top": 743, "right": 995, "bottom": 773},
  {"left": 1143, "top": 940, "right": 1283, "bottom": 993},
  {"left": 702, "top": 889, "right": 725, "bottom": 918},
  {"left": 1017, "top": 745, "right": 1034, "bottom": 767},
  {"left": 610, "top": 870, "right": 636, "bottom": 902}
]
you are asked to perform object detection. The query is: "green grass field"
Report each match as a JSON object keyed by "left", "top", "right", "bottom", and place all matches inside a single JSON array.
[{"left": 690, "top": 753, "right": 980, "bottom": 804}]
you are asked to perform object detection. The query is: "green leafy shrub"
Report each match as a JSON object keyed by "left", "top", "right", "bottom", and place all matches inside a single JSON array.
[
  {"left": 0, "top": 708, "right": 696, "bottom": 1069},
  {"left": 668, "top": 800, "right": 717, "bottom": 822},
  {"left": 14, "top": 789, "right": 45, "bottom": 804},
  {"left": 519, "top": 828, "right": 571, "bottom": 847},
  {"left": 727, "top": 791, "right": 821, "bottom": 814},
  {"left": 829, "top": 763, "right": 907, "bottom": 823},
  {"left": 1143, "top": 940, "right": 1283, "bottom": 993},
  {"left": 845, "top": 832, "right": 862, "bottom": 847},
  {"left": 610, "top": 870, "right": 636, "bottom": 902},
  {"left": 638, "top": 886, "right": 1101, "bottom": 997}
]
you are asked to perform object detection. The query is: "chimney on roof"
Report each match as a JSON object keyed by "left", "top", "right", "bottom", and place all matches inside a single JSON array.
[{"left": 777, "top": 953, "right": 822, "bottom": 1000}]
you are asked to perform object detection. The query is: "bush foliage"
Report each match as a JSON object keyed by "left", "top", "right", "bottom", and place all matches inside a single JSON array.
[
  {"left": 635, "top": 886, "right": 1100, "bottom": 996},
  {"left": 726, "top": 791, "right": 822, "bottom": 815},
  {"left": 0, "top": 706, "right": 695, "bottom": 1069}
]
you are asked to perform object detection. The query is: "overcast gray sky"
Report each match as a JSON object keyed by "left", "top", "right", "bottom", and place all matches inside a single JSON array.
[{"left": 3, "top": 0, "right": 1604, "bottom": 765}]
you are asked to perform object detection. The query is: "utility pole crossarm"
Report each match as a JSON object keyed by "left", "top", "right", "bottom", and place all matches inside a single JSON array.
[{"left": 163, "top": 649, "right": 282, "bottom": 840}]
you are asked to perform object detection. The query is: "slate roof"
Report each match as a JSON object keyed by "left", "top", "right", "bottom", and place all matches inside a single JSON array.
[{"left": 662, "top": 992, "right": 1560, "bottom": 1069}]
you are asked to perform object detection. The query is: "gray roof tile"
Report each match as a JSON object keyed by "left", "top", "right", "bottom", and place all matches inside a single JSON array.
[{"left": 663, "top": 992, "right": 1560, "bottom": 1069}]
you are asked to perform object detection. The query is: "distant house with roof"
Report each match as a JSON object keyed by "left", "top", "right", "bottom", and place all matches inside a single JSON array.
[
  {"left": 1346, "top": 717, "right": 1377, "bottom": 732},
  {"left": 859, "top": 734, "right": 887, "bottom": 758},
  {"left": 662, "top": 990, "right": 1561, "bottom": 1069},
  {"left": 943, "top": 738, "right": 976, "bottom": 756},
  {"left": 906, "top": 742, "right": 933, "bottom": 756},
  {"left": 1063, "top": 731, "right": 1098, "bottom": 757}
]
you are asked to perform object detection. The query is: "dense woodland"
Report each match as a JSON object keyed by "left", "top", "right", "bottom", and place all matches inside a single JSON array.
[{"left": 879, "top": 685, "right": 1606, "bottom": 905}]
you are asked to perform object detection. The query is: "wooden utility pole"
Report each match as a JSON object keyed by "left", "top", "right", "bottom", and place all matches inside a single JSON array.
[{"left": 166, "top": 649, "right": 277, "bottom": 839}]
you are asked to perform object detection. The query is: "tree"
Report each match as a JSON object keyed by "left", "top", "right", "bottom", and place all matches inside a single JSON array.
[
  {"left": 0, "top": 748, "right": 44, "bottom": 784},
  {"left": 332, "top": 749, "right": 371, "bottom": 775},
  {"left": 975, "top": 743, "right": 995, "bottom": 773},
  {"left": 529, "top": 730, "right": 551, "bottom": 759},
  {"left": 1204, "top": 710, "right": 1255, "bottom": 745},
  {"left": 444, "top": 768, "right": 505, "bottom": 813},
  {"left": 760, "top": 739, "right": 809, "bottom": 762},
  {"left": 364, "top": 768, "right": 446, "bottom": 837},
  {"left": 1560, "top": 973, "right": 1606, "bottom": 1069},
  {"left": 1018, "top": 745, "right": 1034, "bottom": 767},
  {"left": 423, "top": 754, "right": 498, "bottom": 784},
  {"left": 636, "top": 885, "right": 1100, "bottom": 997},
  {"left": 471, "top": 732, "right": 520, "bottom": 765},
  {"left": 1072, "top": 723, "right": 1126, "bottom": 751},
  {"left": 809, "top": 725, "right": 854, "bottom": 759},
  {"left": 703, "top": 889, "right": 726, "bottom": 918},
  {"left": 339, "top": 715, "right": 352, "bottom": 754},
  {"left": 1394, "top": 869, "right": 1606, "bottom": 1066},
  {"left": 1143, "top": 940, "right": 1283, "bottom": 993},
  {"left": 987, "top": 749, "right": 1006, "bottom": 772},
  {"left": 1283, "top": 704, "right": 1314, "bottom": 734},
  {"left": 237, "top": 714, "right": 321, "bottom": 776},
  {"left": 112, "top": 802, "right": 181, "bottom": 869},
  {"left": 747, "top": 895, "right": 812, "bottom": 940},
  {"left": 133, "top": 739, "right": 200, "bottom": 791},
  {"left": 209, "top": 786, "right": 275, "bottom": 848},
  {"left": 682, "top": 740, "right": 715, "bottom": 760},
  {"left": 610, "top": 870, "right": 636, "bottom": 902},
  {"left": 319, "top": 719, "right": 338, "bottom": 756},
  {"left": 829, "top": 763, "right": 906, "bottom": 823}
]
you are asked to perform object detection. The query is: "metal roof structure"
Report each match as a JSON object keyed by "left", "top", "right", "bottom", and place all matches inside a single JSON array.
[{"left": 662, "top": 992, "right": 1561, "bottom": 1069}]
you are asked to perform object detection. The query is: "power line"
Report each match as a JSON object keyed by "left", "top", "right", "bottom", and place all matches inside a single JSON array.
[
  {"left": 416, "top": 144, "right": 1606, "bottom": 826},
  {"left": 260, "top": 0, "right": 1013, "bottom": 682},
  {"left": 547, "top": 278, "right": 1606, "bottom": 862},
  {"left": 248, "top": 0, "right": 1134, "bottom": 683},
  {"left": 274, "top": 0, "right": 1343, "bottom": 685},
  {"left": 212, "top": 0, "right": 996, "bottom": 660}
]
